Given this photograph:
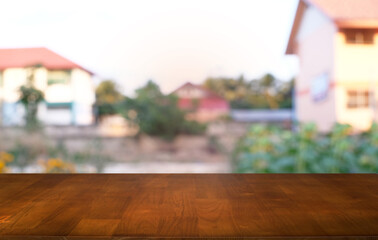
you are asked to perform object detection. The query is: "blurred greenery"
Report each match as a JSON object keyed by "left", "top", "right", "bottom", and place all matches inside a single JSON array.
[
  {"left": 95, "top": 80, "right": 124, "bottom": 116},
  {"left": 233, "top": 123, "right": 378, "bottom": 173},
  {"left": 118, "top": 80, "right": 206, "bottom": 140},
  {"left": 8, "top": 141, "right": 39, "bottom": 171},
  {"left": 18, "top": 65, "right": 45, "bottom": 130},
  {"left": 203, "top": 74, "right": 293, "bottom": 109},
  {"left": 41, "top": 158, "right": 75, "bottom": 173},
  {"left": 94, "top": 75, "right": 293, "bottom": 140},
  {"left": 5, "top": 138, "right": 113, "bottom": 173}
]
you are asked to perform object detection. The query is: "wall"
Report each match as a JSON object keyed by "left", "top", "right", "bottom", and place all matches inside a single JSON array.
[
  {"left": 0, "top": 122, "right": 249, "bottom": 164},
  {"left": 42, "top": 70, "right": 73, "bottom": 125},
  {"left": 0, "top": 67, "right": 95, "bottom": 126},
  {"left": 334, "top": 31, "right": 378, "bottom": 130},
  {"left": 186, "top": 109, "right": 229, "bottom": 122},
  {"left": 1, "top": 68, "right": 28, "bottom": 102},
  {"left": 1, "top": 68, "right": 28, "bottom": 125},
  {"left": 71, "top": 68, "right": 95, "bottom": 125},
  {"left": 295, "top": 5, "right": 337, "bottom": 132}
]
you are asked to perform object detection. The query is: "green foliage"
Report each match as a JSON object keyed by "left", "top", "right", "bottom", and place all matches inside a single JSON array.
[
  {"left": 233, "top": 123, "right": 378, "bottom": 173},
  {"left": 203, "top": 75, "right": 252, "bottom": 108},
  {"left": 207, "top": 135, "right": 223, "bottom": 154},
  {"left": 8, "top": 142, "right": 39, "bottom": 170},
  {"left": 19, "top": 86, "right": 44, "bottom": 106},
  {"left": 6, "top": 138, "right": 113, "bottom": 173},
  {"left": 96, "top": 102, "right": 119, "bottom": 116},
  {"left": 18, "top": 66, "right": 45, "bottom": 130},
  {"left": 95, "top": 80, "right": 124, "bottom": 116},
  {"left": 19, "top": 86, "right": 44, "bottom": 129},
  {"left": 180, "top": 119, "right": 207, "bottom": 135},
  {"left": 203, "top": 74, "right": 293, "bottom": 109},
  {"left": 70, "top": 138, "right": 112, "bottom": 173},
  {"left": 118, "top": 80, "right": 206, "bottom": 140}
]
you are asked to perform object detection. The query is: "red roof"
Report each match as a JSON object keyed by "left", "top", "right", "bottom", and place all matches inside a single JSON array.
[
  {"left": 178, "top": 98, "right": 229, "bottom": 111},
  {"left": 0, "top": 47, "right": 92, "bottom": 74},
  {"left": 306, "top": 0, "right": 378, "bottom": 22},
  {"left": 172, "top": 82, "right": 225, "bottom": 99},
  {"left": 173, "top": 82, "right": 230, "bottom": 111}
]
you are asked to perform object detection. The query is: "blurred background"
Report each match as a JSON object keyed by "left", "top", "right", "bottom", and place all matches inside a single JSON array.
[{"left": 0, "top": 0, "right": 377, "bottom": 173}]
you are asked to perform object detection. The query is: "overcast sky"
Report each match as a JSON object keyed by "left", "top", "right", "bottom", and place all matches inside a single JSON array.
[{"left": 0, "top": 0, "right": 299, "bottom": 95}]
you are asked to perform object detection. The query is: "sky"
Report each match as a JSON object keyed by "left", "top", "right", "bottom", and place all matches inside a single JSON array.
[{"left": 0, "top": 0, "right": 299, "bottom": 95}]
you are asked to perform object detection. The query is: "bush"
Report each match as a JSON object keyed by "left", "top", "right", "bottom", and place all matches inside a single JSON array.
[
  {"left": 40, "top": 158, "right": 75, "bottom": 173},
  {"left": 180, "top": 120, "right": 207, "bottom": 135},
  {"left": 8, "top": 142, "right": 39, "bottom": 171},
  {"left": 118, "top": 80, "right": 207, "bottom": 140},
  {"left": 4, "top": 138, "right": 113, "bottom": 173},
  {"left": 233, "top": 123, "right": 378, "bottom": 173}
]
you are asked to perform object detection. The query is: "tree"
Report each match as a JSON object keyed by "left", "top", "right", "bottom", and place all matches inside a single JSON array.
[
  {"left": 204, "top": 75, "right": 254, "bottom": 109},
  {"left": 118, "top": 80, "right": 206, "bottom": 140},
  {"left": 95, "top": 80, "right": 124, "bottom": 116},
  {"left": 18, "top": 65, "right": 44, "bottom": 130},
  {"left": 276, "top": 78, "right": 294, "bottom": 109},
  {"left": 259, "top": 73, "right": 279, "bottom": 109},
  {"left": 203, "top": 74, "right": 293, "bottom": 109},
  {"left": 135, "top": 80, "right": 162, "bottom": 99},
  {"left": 260, "top": 73, "right": 276, "bottom": 89}
]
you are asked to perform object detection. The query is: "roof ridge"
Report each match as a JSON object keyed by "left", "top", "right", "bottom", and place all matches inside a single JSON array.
[{"left": 0, "top": 47, "right": 93, "bottom": 75}]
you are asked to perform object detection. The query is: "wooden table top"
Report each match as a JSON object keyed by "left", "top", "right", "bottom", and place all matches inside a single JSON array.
[{"left": 0, "top": 174, "right": 377, "bottom": 239}]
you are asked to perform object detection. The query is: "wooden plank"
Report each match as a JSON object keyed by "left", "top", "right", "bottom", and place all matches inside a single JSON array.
[{"left": 0, "top": 174, "right": 377, "bottom": 239}]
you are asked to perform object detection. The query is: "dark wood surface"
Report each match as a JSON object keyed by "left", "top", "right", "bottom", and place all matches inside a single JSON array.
[{"left": 0, "top": 174, "right": 377, "bottom": 239}]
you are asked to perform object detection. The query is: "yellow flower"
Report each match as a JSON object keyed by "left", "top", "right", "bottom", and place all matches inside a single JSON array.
[
  {"left": 0, "top": 152, "right": 14, "bottom": 163},
  {"left": 0, "top": 161, "right": 5, "bottom": 173},
  {"left": 47, "top": 158, "right": 64, "bottom": 167},
  {"left": 0, "top": 152, "right": 13, "bottom": 173},
  {"left": 44, "top": 158, "right": 75, "bottom": 173}
]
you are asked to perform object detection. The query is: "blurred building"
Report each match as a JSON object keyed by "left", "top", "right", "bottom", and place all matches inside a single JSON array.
[
  {"left": 0, "top": 47, "right": 95, "bottom": 126},
  {"left": 172, "top": 82, "right": 229, "bottom": 122},
  {"left": 286, "top": 0, "right": 378, "bottom": 131}
]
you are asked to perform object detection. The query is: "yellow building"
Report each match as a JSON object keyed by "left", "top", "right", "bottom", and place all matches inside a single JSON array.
[{"left": 286, "top": 0, "right": 378, "bottom": 131}]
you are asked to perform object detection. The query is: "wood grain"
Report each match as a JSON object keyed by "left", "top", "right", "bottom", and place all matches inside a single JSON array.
[{"left": 0, "top": 174, "right": 377, "bottom": 239}]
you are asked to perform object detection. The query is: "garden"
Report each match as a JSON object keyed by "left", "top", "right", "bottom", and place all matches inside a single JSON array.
[
  {"left": 0, "top": 136, "right": 113, "bottom": 173},
  {"left": 233, "top": 123, "right": 378, "bottom": 173}
]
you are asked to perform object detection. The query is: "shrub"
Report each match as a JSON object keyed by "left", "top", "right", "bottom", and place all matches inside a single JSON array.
[
  {"left": 8, "top": 142, "right": 38, "bottom": 171},
  {"left": 118, "top": 80, "right": 206, "bottom": 140},
  {"left": 233, "top": 123, "right": 378, "bottom": 173},
  {"left": 40, "top": 158, "right": 75, "bottom": 173}
]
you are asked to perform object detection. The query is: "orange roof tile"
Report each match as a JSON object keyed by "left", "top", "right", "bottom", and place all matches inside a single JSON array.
[
  {"left": 0, "top": 47, "right": 92, "bottom": 74},
  {"left": 306, "top": 0, "right": 378, "bottom": 22},
  {"left": 286, "top": 0, "right": 378, "bottom": 54}
]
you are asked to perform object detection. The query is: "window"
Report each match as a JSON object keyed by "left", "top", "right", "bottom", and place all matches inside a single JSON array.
[
  {"left": 46, "top": 102, "right": 72, "bottom": 110},
  {"left": 311, "top": 73, "right": 329, "bottom": 102},
  {"left": 347, "top": 90, "right": 370, "bottom": 108},
  {"left": 47, "top": 70, "right": 70, "bottom": 85},
  {"left": 343, "top": 29, "right": 375, "bottom": 44}
]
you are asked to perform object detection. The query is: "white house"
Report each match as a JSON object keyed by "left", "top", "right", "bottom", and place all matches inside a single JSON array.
[
  {"left": 0, "top": 47, "right": 95, "bottom": 126},
  {"left": 286, "top": 0, "right": 378, "bottom": 131}
]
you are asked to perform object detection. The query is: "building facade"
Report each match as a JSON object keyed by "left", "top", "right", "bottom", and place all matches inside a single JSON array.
[
  {"left": 172, "top": 82, "right": 229, "bottom": 122},
  {"left": 286, "top": 0, "right": 378, "bottom": 131},
  {"left": 0, "top": 48, "right": 95, "bottom": 126}
]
